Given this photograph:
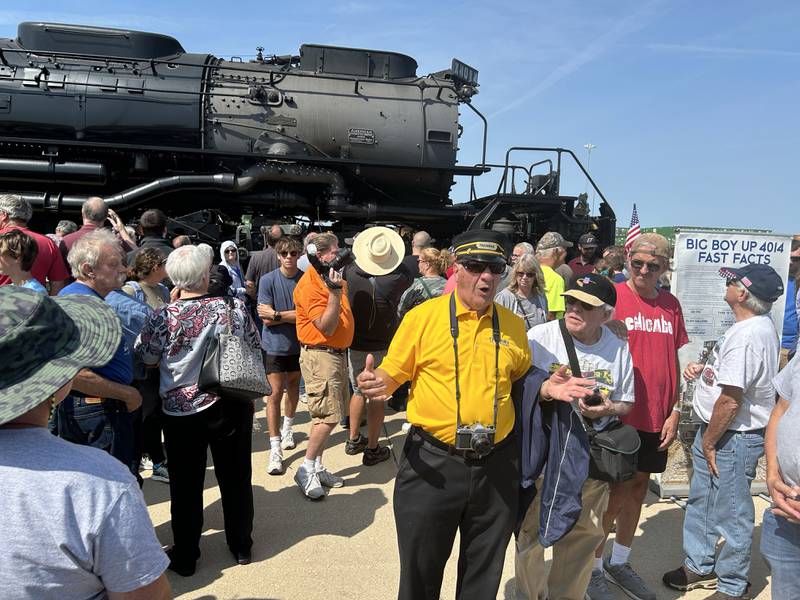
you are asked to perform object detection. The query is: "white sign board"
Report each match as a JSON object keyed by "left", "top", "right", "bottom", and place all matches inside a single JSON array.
[{"left": 672, "top": 230, "right": 791, "bottom": 367}]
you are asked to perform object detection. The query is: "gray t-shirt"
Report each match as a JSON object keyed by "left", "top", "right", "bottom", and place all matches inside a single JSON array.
[
  {"left": 494, "top": 288, "right": 548, "bottom": 331},
  {"left": 0, "top": 428, "right": 168, "bottom": 599},
  {"left": 773, "top": 354, "right": 800, "bottom": 487},
  {"left": 258, "top": 268, "right": 302, "bottom": 355}
]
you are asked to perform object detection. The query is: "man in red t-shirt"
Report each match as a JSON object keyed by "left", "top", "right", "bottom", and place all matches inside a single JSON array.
[
  {"left": 0, "top": 194, "right": 69, "bottom": 294},
  {"left": 568, "top": 232, "right": 599, "bottom": 277},
  {"left": 588, "top": 233, "right": 688, "bottom": 600}
]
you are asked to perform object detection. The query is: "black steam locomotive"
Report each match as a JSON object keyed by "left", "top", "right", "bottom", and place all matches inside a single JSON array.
[{"left": 0, "top": 22, "right": 615, "bottom": 247}]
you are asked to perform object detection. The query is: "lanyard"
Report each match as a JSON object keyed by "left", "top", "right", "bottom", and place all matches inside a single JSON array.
[{"left": 449, "top": 293, "right": 501, "bottom": 430}]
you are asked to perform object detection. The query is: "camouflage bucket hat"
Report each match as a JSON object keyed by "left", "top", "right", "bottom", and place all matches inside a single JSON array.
[{"left": 0, "top": 287, "right": 121, "bottom": 425}]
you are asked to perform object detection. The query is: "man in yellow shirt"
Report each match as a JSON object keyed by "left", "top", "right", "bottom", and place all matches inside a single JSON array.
[
  {"left": 535, "top": 231, "right": 574, "bottom": 319},
  {"left": 357, "top": 229, "right": 595, "bottom": 600}
]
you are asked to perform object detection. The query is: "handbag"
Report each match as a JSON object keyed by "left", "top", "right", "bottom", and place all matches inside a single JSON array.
[
  {"left": 198, "top": 297, "right": 271, "bottom": 402},
  {"left": 558, "top": 319, "right": 640, "bottom": 483}
]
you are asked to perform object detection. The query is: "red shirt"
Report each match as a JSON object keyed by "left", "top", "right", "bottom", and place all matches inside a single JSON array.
[
  {"left": 614, "top": 281, "right": 689, "bottom": 433},
  {"left": 0, "top": 225, "right": 70, "bottom": 288},
  {"left": 62, "top": 223, "right": 100, "bottom": 253},
  {"left": 567, "top": 256, "right": 595, "bottom": 277}
]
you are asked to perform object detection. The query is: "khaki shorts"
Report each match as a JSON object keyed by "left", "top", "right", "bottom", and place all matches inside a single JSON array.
[
  {"left": 300, "top": 346, "right": 349, "bottom": 425},
  {"left": 348, "top": 348, "right": 387, "bottom": 395}
]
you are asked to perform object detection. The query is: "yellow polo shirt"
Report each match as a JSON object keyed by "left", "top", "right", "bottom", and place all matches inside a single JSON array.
[{"left": 379, "top": 291, "right": 531, "bottom": 444}]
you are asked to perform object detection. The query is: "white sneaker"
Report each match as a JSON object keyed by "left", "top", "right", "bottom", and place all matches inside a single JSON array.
[
  {"left": 267, "top": 449, "right": 283, "bottom": 475},
  {"left": 280, "top": 428, "right": 296, "bottom": 450},
  {"left": 294, "top": 464, "right": 325, "bottom": 499},
  {"left": 299, "top": 393, "right": 308, "bottom": 404},
  {"left": 140, "top": 456, "right": 154, "bottom": 471},
  {"left": 317, "top": 467, "right": 344, "bottom": 488}
]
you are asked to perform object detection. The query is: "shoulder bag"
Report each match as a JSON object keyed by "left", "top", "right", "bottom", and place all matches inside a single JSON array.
[
  {"left": 558, "top": 318, "right": 640, "bottom": 483},
  {"left": 198, "top": 297, "right": 271, "bottom": 402}
]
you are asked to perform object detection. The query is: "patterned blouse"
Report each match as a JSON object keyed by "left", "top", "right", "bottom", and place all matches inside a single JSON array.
[
  {"left": 135, "top": 296, "right": 261, "bottom": 415},
  {"left": 397, "top": 276, "right": 447, "bottom": 320}
]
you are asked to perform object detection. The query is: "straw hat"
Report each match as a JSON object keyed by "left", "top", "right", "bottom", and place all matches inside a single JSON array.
[{"left": 353, "top": 226, "right": 405, "bottom": 276}]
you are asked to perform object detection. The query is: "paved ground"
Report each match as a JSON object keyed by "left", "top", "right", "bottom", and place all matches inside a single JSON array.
[{"left": 143, "top": 402, "right": 772, "bottom": 600}]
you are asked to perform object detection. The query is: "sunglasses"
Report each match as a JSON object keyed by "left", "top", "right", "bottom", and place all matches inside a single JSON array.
[
  {"left": 279, "top": 251, "right": 299, "bottom": 257},
  {"left": 224, "top": 248, "right": 237, "bottom": 254},
  {"left": 630, "top": 259, "right": 662, "bottom": 273},
  {"left": 516, "top": 272, "right": 535, "bottom": 278},
  {"left": 459, "top": 260, "right": 505, "bottom": 275},
  {"left": 565, "top": 297, "right": 598, "bottom": 311}
]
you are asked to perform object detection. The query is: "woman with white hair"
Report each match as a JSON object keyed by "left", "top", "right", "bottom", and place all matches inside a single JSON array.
[
  {"left": 135, "top": 244, "right": 261, "bottom": 576},
  {"left": 219, "top": 240, "right": 247, "bottom": 300},
  {"left": 495, "top": 253, "right": 549, "bottom": 330}
]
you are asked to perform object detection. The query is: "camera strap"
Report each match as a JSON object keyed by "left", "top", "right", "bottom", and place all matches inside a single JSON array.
[{"left": 449, "top": 293, "right": 501, "bottom": 431}]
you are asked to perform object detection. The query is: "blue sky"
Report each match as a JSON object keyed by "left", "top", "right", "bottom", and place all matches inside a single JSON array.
[{"left": 2, "top": 2, "right": 798, "bottom": 232}]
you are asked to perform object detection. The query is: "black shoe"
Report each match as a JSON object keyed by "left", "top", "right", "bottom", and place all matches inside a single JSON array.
[
  {"left": 345, "top": 433, "right": 368, "bottom": 455},
  {"left": 230, "top": 547, "right": 252, "bottom": 565},
  {"left": 662, "top": 564, "right": 717, "bottom": 591},
  {"left": 363, "top": 445, "right": 391, "bottom": 466},
  {"left": 166, "top": 547, "right": 198, "bottom": 577}
]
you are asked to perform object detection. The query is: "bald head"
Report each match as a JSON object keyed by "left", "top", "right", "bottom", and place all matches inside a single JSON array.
[
  {"left": 411, "top": 231, "right": 432, "bottom": 255},
  {"left": 81, "top": 196, "right": 108, "bottom": 225}
]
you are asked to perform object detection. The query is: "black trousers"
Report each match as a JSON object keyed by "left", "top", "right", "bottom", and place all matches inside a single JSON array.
[
  {"left": 393, "top": 428, "right": 519, "bottom": 600},
  {"left": 162, "top": 399, "right": 254, "bottom": 561}
]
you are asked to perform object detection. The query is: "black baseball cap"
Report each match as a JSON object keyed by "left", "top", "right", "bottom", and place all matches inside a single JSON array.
[
  {"left": 451, "top": 229, "right": 509, "bottom": 264},
  {"left": 563, "top": 273, "right": 617, "bottom": 307},
  {"left": 578, "top": 233, "right": 599, "bottom": 247},
  {"left": 719, "top": 264, "right": 784, "bottom": 303}
]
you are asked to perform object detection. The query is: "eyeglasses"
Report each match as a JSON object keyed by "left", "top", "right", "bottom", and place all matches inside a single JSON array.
[
  {"left": 630, "top": 259, "right": 662, "bottom": 273},
  {"left": 565, "top": 297, "right": 598, "bottom": 311},
  {"left": 516, "top": 272, "right": 535, "bottom": 279},
  {"left": 279, "top": 251, "right": 299, "bottom": 257},
  {"left": 459, "top": 260, "right": 505, "bottom": 275}
]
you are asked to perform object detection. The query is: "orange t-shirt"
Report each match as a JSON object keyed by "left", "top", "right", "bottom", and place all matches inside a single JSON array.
[{"left": 293, "top": 266, "right": 354, "bottom": 349}]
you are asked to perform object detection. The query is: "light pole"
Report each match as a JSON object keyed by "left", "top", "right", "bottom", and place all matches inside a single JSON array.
[{"left": 583, "top": 143, "right": 596, "bottom": 212}]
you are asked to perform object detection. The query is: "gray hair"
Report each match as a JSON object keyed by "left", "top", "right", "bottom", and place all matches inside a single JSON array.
[
  {"left": 514, "top": 242, "right": 534, "bottom": 255},
  {"left": 0, "top": 194, "right": 33, "bottom": 223},
  {"left": 67, "top": 229, "right": 121, "bottom": 279},
  {"left": 81, "top": 196, "right": 108, "bottom": 223},
  {"left": 56, "top": 219, "right": 78, "bottom": 235},
  {"left": 508, "top": 253, "right": 546, "bottom": 295},
  {"left": 313, "top": 232, "right": 339, "bottom": 253},
  {"left": 734, "top": 281, "right": 772, "bottom": 315},
  {"left": 535, "top": 246, "right": 558, "bottom": 260},
  {"left": 196, "top": 243, "right": 215, "bottom": 263},
  {"left": 303, "top": 231, "right": 319, "bottom": 251},
  {"left": 167, "top": 245, "right": 211, "bottom": 292}
]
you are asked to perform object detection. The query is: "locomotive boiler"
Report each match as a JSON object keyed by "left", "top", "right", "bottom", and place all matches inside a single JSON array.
[{"left": 0, "top": 21, "right": 615, "bottom": 247}]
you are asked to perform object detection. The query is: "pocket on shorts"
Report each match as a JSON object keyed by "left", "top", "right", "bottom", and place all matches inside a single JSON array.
[{"left": 305, "top": 380, "right": 329, "bottom": 417}]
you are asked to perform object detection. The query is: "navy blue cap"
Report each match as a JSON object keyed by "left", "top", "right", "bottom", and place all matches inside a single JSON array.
[{"left": 719, "top": 264, "right": 784, "bottom": 303}]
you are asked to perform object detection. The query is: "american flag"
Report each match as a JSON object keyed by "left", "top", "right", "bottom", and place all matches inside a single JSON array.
[{"left": 624, "top": 204, "right": 641, "bottom": 253}]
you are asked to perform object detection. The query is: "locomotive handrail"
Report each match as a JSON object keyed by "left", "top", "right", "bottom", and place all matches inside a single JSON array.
[
  {"left": 503, "top": 146, "right": 610, "bottom": 207},
  {"left": 0, "top": 46, "right": 461, "bottom": 92}
]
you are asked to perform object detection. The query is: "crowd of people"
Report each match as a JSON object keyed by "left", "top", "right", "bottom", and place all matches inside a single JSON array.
[{"left": 1, "top": 189, "right": 800, "bottom": 600}]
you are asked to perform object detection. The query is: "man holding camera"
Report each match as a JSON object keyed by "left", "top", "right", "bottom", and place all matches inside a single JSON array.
[
  {"left": 293, "top": 232, "right": 354, "bottom": 499},
  {"left": 357, "top": 229, "right": 596, "bottom": 600},
  {"left": 516, "top": 274, "right": 635, "bottom": 600}
]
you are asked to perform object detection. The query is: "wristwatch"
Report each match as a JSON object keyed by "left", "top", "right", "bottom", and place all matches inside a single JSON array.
[{"left": 273, "top": 312, "right": 282, "bottom": 322}]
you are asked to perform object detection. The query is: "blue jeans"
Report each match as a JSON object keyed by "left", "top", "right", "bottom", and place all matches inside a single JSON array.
[
  {"left": 682, "top": 424, "right": 764, "bottom": 596},
  {"left": 760, "top": 507, "right": 800, "bottom": 599},
  {"left": 54, "top": 394, "right": 137, "bottom": 477}
]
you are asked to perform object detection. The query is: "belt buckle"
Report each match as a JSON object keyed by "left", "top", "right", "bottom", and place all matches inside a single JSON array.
[{"left": 83, "top": 396, "right": 103, "bottom": 404}]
